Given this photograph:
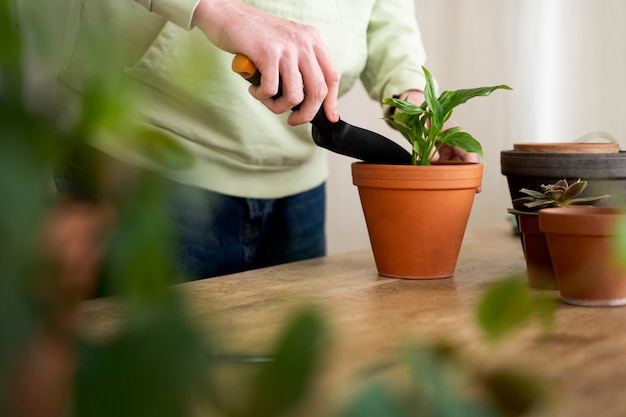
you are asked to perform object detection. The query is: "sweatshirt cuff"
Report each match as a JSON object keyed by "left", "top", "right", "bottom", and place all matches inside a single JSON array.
[{"left": 135, "top": 0, "right": 202, "bottom": 30}]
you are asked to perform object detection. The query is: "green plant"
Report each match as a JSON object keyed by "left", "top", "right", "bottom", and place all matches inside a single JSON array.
[
  {"left": 2, "top": 2, "right": 552, "bottom": 416},
  {"left": 509, "top": 179, "right": 610, "bottom": 214},
  {"left": 476, "top": 274, "right": 555, "bottom": 341},
  {"left": 383, "top": 67, "right": 512, "bottom": 165}
]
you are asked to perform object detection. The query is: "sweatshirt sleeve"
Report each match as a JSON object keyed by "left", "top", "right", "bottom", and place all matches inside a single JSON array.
[
  {"left": 361, "top": 0, "right": 430, "bottom": 103},
  {"left": 134, "top": 0, "right": 202, "bottom": 30}
]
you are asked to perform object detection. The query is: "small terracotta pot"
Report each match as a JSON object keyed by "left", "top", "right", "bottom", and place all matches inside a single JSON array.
[
  {"left": 515, "top": 214, "right": 557, "bottom": 290},
  {"left": 352, "top": 162, "right": 482, "bottom": 279},
  {"left": 539, "top": 207, "right": 626, "bottom": 306}
]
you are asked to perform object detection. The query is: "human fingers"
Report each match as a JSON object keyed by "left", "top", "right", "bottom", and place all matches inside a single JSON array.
[
  {"left": 249, "top": 54, "right": 306, "bottom": 115},
  {"left": 317, "top": 47, "right": 340, "bottom": 123},
  {"left": 246, "top": 50, "right": 339, "bottom": 125},
  {"left": 198, "top": 0, "right": 339, "bottom": 123},
  {"left": 249, "top": 45, "right": 339, "bottom": 125},
  {"left": 287, "top": 45, "right": 340, "bottom": 125},
  {"left": 433, "top": 145, "right": 482, "bottom": 193},
  {"left": 286, "top": 50, "right": 329, "bottom": 125},
  {"left": 249, "top": 58, "right": 281, "bottom": 101}
]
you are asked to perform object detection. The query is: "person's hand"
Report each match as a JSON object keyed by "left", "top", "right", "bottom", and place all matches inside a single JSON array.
[
  {"left": 192, "top": 0, "right": 340, "bottom": 126},
  {"left": 394, "top": 89, "right": 482, "bottom": 192}
]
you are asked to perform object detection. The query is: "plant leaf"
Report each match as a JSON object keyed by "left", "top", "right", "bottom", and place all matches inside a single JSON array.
[
  {"left": 523, "top": 200, "right": 553, "bottom": 209},
  {"left": 127, "top": 128, "right": 195, "bottom": 170},
  {"left": 613, "top": 217, "right": 626, "bottom": 268},
  {"left": 566, "top": 195, "right": 610, "bottom": 205},
  {"left": 423, "top": 67, "right": 444, "bottom": 134},
  {"left": 74, "top": 294, "right": 214, "bottom": 417},
  {"left": 476, "top": 276, "right": 533, "bottom": 341},
  {"left": 386, "top": 119, "right": 417, "bottom": 146},
  {"left": 245, "top": 309, "right": 327, "bottom": 417},
  {"left": 518, "top": 189, "right": 545, "bottom": 199},
  {"left": 482, "top": 368, "right": 550, "bottom": 417},
  {"left": 511, "top": 197, "right": 536, "bottom": 207},
  {"left": 340, "top": 383, "right": 408, "bottom": 417},
  {"left": 544, "top": 190, "right": 564, "bottom": 201},
  {"left": 393, "top": 110, "right": 423, "bottom": 135},
  {"left": 383, "top": 97, "right": 426, "bottom": 115},
  {"left": 560, "top": 179, "right": 587, "bottom": 201},
  {"left": 438, "top": 130, "right": 484, "bottom": 158},
  {"left": 439, "top": 85, "right": 513, "bottom": 116}
]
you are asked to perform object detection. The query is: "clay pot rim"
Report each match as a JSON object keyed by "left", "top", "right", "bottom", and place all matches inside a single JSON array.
[
  {"left": 351, "top": 161, "right": 483, "bottom": 176},
  {"left": 500, "top": 149, "right": 626, "bottom": 177},
  {"left": 513, "top": 142, "right": 620, "bottom": 154},
  {"left": 501, "top": 149, "right": 626, "bottom": 160},
  {"left": 351, "top": 161, "right": 483, "bottom": 189},
  {"left": 539, "top": 207, "right": 626, "bottom": 235},
  {"left": 352, "top": 161, "right": 482, "bottom": 168}
]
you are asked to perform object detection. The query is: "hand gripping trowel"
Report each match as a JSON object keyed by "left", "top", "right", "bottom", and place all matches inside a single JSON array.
[{"left": 231, "top": 54, "right": 411, "bottom": 165}]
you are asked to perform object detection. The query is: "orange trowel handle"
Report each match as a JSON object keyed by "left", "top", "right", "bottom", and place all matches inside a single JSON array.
[
  {"left": 231, "top": 54, "right": 286, "bottom": 102},
  {"left": 231, "top": 54, "right": 262, "bottom": 86}
]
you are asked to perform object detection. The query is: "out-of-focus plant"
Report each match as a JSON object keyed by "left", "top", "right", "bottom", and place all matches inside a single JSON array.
[
  {"left": 1, "top": 1, "right": 205, "bottom": 415},
  {"left": 1, "top": 2, "right": 551, "bottom": 417},
  {"left": 476, "top": 274, "right": 556, "bottom": 342},
  {"left": 339, "top": 340, "right": 549, "bottom": 417}
]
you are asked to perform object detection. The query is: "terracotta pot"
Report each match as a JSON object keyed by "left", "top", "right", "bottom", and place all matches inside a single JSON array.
[
  {"left": 514, "top": 213, "right": 557, "bottom": 290},
  {"left": 351, "top": 162, "right": 482, "bottom": 279},
  {"left": 539, "top": 207, "right": 626, "bottom": 306}
]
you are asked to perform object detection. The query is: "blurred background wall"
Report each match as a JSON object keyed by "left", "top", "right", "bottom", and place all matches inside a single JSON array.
[
  {"left": 327, "top": 0, "right": 626, "bottom": 254},
  {"left": 17, "top": 0, "right": 626, "bottom": 256}
]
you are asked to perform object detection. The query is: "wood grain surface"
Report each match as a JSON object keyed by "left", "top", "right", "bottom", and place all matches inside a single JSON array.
[{"left": 80, "top": 223, "right": 626, "bottom": 417}]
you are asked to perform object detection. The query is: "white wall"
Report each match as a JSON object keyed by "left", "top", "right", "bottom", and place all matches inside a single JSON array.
[
  {"left": 17, "top": 0, "right": 626, "bottom": 256},
  {"left": 326, "top": 0, "right": 626, "bottom": 255}
]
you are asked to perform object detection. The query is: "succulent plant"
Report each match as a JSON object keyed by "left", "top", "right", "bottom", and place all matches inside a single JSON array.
[{"left": 510, "top": 179, "right": 610, "bottom": 214}]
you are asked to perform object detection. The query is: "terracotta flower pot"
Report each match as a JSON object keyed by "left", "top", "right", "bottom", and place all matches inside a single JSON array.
[
  {"left": 351, "top": 162, "right": 482, "bottom": 279},
  {"left": 539, "top": 207, "right": 626, "bottom": 306},
  {"left": 514, "top": 213, "right": 557, "bottom": 290}
]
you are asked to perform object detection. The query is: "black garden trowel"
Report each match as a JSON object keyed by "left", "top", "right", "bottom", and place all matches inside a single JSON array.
[{"left": 232, "top": 54, "right": 411, "bottom": 164}]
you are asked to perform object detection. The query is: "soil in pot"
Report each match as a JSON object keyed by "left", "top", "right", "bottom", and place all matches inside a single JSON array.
[
  {"left": 539, "top": 207, "right": 626, "bottom": 306},
  {"left": 352, "top": 161, "right": 482, "bottom": 279}
]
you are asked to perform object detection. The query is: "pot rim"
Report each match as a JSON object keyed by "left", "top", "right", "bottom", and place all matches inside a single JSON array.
[
  {"left": 351, "top": 161, "right": 483, "bottom": 190},
  {"left": 539, "top": 207, "right": 626, "bottom": 235},
  {"left": 512, "top": 142, "right": 620, "bottom": 154},
  {"left": 500, "top": 150, "right": 626, "bottom": 177}
]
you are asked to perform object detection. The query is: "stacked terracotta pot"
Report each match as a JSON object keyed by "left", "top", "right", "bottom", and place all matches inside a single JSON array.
[{"left": 502, "top": 141, "right": 626, "bottom": 306}]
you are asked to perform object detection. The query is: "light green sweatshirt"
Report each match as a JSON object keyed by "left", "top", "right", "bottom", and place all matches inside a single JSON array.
[{"left": 57, "top": 0, "right": 428, "bottom": 198}]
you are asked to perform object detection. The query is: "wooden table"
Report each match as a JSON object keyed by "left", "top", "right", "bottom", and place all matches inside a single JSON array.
[{"left": 80, "top": 223, "right": 626, "bottom": 417}]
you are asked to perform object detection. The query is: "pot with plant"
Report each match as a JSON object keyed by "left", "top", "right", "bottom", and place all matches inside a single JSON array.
[
  {"left": 508, "top": 179, "right": 609, "bottom": 290},
  {"left": 501, "top": 132, "right": 626, "bottom": 209},
  {"left": 539, "top": 206, "right": 626, "bottom": 307},
  {"left": 352, "top": 68, "right": 511, "bottom": 279}
]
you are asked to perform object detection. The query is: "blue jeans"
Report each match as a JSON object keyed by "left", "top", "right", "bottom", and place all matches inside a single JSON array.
[
  {"left": 53, "top": 147, "right": 326, "bottom": 281},
  {"left": 171, "top": 183, "right": 327, "bottom": 279}
]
